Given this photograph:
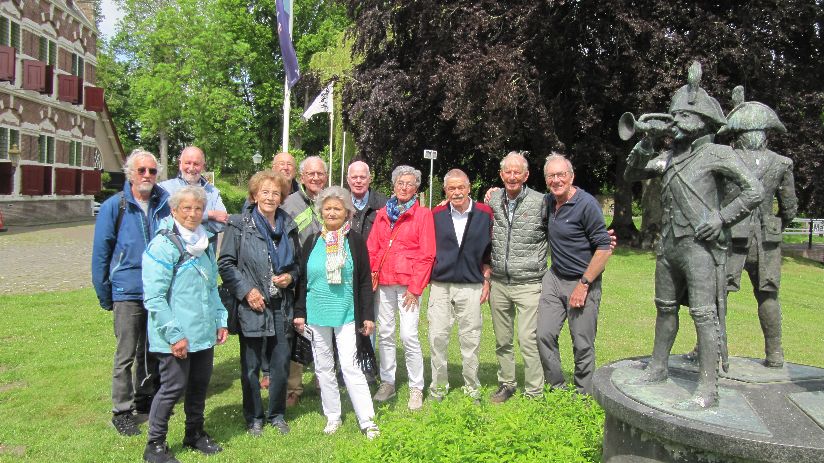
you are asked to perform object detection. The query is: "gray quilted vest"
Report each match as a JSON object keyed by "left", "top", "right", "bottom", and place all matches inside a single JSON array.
[{"left": 489, "top": 186, "right": 548, "bottom": 284}]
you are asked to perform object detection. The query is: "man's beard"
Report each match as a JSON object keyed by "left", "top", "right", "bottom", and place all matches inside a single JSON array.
[
  {"left": 136, "top": 182, "right": 154, "bottom": 194},
  {"left": 182, "top": 171, "right": 200, "bottom": 184}
]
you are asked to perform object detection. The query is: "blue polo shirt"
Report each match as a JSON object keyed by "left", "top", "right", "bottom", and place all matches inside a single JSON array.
[{"left": 546, "top": 188, "right": 611, "bottom": 279}]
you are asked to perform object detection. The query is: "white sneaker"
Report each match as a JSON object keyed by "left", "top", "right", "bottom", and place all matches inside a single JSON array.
[
  {"left": 363, "top": 425, "right": 380, "bottom": 440},
  {"left": 408, "top": 387, "right": 424, "bottom": 411},
  {"left": 323, "top": 419, "right": 342, "bottom": 435}
]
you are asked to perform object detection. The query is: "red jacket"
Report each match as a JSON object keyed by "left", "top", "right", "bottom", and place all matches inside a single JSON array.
[{"left": 367, "top": 201, "right": 436, "bottom": 296}]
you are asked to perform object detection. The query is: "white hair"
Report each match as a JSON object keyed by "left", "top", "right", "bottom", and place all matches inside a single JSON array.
[
  {"left": 315, "top": 186, "right": 356, "bottom": 220},
  {"left": 391, "top": 165, "right": 422, "bottom": 187},
  {"left": 169, "top": 185, "right": 207, "bottom": 210},
  {"left": 123, "top": 148, "right": 161, "bottom": 175},
  {"left": 299, "top": 156, "right": 328, "bottom": 174}
]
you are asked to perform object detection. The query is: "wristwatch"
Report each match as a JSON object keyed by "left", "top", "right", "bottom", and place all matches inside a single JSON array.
[{"left": 579, "top": 276, "right": 591, "bottom": 287}]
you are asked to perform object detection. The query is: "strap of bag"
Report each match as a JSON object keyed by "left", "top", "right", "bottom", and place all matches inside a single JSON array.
[
  {"left": 114, "top": 192, "right": 126, "bottom": 235},
  {"left": 374, "top": 223, "right": 403, "bottom": 275}
]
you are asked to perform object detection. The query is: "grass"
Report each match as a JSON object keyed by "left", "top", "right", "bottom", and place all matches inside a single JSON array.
[{"left": 0, "top": 250, "right": 822, "bottom": 462}]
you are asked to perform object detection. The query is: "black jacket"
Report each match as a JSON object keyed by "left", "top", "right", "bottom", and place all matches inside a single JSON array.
[
  {"left": 218, "top": 204, "right": 301, "bottom": 337},
  {"left": 350, "top": 189, "right": 388, "bottom": 239}
]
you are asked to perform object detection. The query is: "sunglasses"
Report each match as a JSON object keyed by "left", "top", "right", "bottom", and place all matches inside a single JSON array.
[{"left": 136, "top": 167, "right": 158, "bottom": 175}]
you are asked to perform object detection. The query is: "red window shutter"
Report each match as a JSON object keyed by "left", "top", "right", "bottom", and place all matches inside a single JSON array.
[
  {"left": 0, "top": 45, "right": 15, "bottom": 82},
  {"left": 20, "top": 165, "right": 45, "bottom": 195},
  {"left": 82, "top": 169, "right": 101, "bottom": 195},
  {"left": 43, "top": 65, "right": 54, "bottom": 95},
  {"left": 22, "top": 60, "right": 46, "bottom": 92},
  {"left": 84, "top": 86, "right": 104, "bottom": 112},
  {"left": 58, "top": 75, "right": 80, "bottom": 103},
  {"left": 54, "top": 167, "right": 76, "bottom": 195},
  {"left": 0, "top": 162, "right": 13, "bottom": 195}
]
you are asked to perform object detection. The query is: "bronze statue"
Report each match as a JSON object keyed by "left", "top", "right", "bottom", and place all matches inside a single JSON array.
[
  {"left": 718, "top": 87, "right": 798, "bottom": 368},
  {"left": 623, "top": 62, "right": 763, "bottom": 410}
]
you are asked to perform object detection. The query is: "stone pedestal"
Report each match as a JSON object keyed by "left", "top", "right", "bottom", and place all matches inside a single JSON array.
[{"left": 593, "top": 356, "right": 824, "bottom": 463}]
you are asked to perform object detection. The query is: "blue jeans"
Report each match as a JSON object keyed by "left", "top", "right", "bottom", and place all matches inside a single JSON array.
[{"left": 239, "top": 309, "right": 292, "bottom": 425}]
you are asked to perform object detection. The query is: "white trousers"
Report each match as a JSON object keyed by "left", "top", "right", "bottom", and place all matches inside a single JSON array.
[
  {"left": 375, "top": 284, "right": 425, "bottom": 389},
  {"left": 308, "top": 322, "right": 376, "bottom": 429}
]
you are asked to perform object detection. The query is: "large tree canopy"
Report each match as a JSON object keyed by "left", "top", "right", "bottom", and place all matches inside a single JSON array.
[{"left": 342, "top": 0, "right": 824, "bottom": 239}]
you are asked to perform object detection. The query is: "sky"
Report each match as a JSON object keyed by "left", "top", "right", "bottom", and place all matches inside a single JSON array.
[{"left": 97, "top": 0, "right": 123, "bottom": 40}]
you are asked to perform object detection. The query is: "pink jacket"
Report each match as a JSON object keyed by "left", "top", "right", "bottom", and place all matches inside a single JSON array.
[{"left": 367, "top": 201, "right": 436, "bottom": 296}]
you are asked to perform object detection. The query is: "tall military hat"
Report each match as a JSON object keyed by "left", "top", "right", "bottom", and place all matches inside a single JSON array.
[
  {"left": 717, "top": 85, "right": 787, "bottom": 136},
  {"left": 668, "top": 61, "right": 728, "bottom": 127}
]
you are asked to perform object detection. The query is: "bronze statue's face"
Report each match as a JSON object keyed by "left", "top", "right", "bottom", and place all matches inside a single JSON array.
[{"left": 672, "top": 110, "right": 706, "bottom": 141}]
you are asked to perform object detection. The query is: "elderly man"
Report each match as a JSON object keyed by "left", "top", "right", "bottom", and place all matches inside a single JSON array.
[
  {"left": 92, "top": 149, "right": 171, "bottom": 436},
  {"left": 281, "top": 155, "right": 328, "bottom": 406},
  {"left": 537, "top": 154, "right": 612, "bottom": 395},
  {"left": 625, "top": 63, "right": 762, "bottom": 409},
  {"left": 347, "top": 160, "right": 388, "bottom": 238},
  {"left": 272, "top": 151, "right": 300, "bottom": 194},
  {"left": 486, "top": 151, "right": 547, "bottom": 402},
  {"left": 159, "top": 146, "right": 227, "bottom": 234},
  {"left": 428, "top": 169, "right": 492, "bottom": 402}
]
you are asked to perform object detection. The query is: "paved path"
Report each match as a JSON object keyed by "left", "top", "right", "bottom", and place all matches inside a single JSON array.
[{"left": 0, "top": 220, "right": 96, "bottom": 295}]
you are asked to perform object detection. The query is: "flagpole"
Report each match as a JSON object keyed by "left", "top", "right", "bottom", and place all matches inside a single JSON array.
[
  {"left": 281, "top": 1, "right": 294, "bottom": 152},
  {"left": 340, "top": 131, "right": 346, "bottom": 187},
  {"left": 328, "top": 111, "right": 333, "bottom": 187}
]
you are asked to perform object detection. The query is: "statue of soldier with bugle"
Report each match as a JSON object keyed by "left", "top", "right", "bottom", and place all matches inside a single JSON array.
[{"left": 623, "top": 61, "right": 763, "bottom": 410}]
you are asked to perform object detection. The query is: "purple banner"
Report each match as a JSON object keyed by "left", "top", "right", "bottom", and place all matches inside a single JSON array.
[{"left": 276, "top": 0, "right": 300, "bottom": 89}]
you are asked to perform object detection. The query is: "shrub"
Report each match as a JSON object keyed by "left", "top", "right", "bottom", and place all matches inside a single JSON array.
[
  {"left": 216, "top": 179, "right": 249, "bottom": 214},
  {"left": 334, "top": 388, "right": 604, "bottom": 463}
]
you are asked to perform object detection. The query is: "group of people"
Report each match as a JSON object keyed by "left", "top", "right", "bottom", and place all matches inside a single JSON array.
[{"left": 92, "top": 145, "right": 614, "bottom": 463}]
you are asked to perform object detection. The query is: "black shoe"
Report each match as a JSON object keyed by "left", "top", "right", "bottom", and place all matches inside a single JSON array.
[
  {"left": 183, "top": 431, "right": 222, "bottom": 455},
  {"left": 111, "top": 412, "right": 141, "bottom": 436},
  {"left": 247, "top": 420, "right": 264, "bottom": 437},
  {"left": 269, "top": 417, "right": 290, "bottom": 435},
  {"left": 143, "top": 440, "right": 180, "bottom": 463},
  {"left": 489, "top": 384, "right": 516, "bottom": 404}
]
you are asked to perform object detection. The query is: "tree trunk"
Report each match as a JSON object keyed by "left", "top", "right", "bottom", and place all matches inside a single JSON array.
[
  {"left": 158, "top": 128, "right": 168, "bottom": 181},
  {"left": 608, "top": 152, "right": 638, "bottom": 245}
]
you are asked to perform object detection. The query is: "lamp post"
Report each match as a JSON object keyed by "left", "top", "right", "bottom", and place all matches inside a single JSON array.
[{"left": 252, "top": 151, "right": 262, "bottom": 168}]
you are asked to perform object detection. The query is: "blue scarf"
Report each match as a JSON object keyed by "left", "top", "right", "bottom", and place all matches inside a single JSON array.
[
  {"left": 385, "top": 196, "right": 417, "bottom": 227},
  {"left": 252, "top": 207, "right": 294, "bottom": 275}
]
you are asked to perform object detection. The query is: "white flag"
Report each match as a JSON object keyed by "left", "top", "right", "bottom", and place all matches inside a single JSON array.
[{"left": 301, "top": 82, "right": 334, "bottom": 121}]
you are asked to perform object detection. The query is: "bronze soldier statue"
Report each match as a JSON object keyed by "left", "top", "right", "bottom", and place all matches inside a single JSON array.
[
  {"left": 624, "top": 62, "right": 763, "bottom": 410},
  {"left": 718, "top": 87, "right": 798, "bottom": 368}
]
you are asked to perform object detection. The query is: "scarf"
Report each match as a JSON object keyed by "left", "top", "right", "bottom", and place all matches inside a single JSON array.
[
  {"left": 252, "top": 206, "right": 294, "bottom": 275},
  {"left": 173, "top": 220, "right": 209, "bottom": 257},
  {"left": 385, "top": 196, "right": 417, "bottom": 227},
  {"left": 321, "top": 221, "right": 351, "bottom": 284}
]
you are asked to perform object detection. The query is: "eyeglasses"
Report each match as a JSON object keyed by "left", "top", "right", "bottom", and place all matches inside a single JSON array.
[
  {"left": 136, "top": 167, "right": 158, "bottom": 175},
  {"left": 302, "top": 171, "right": 325, "bottom": 179},
  {"left": 545, "top": 171, "right": 569, "bottom": 180},
  {"left": 395, "top": 181, "right": 417, "bottom": 189}
]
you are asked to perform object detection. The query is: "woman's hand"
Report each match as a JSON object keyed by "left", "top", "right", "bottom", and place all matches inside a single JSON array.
[
  {"left": 172, "top": 338, "right": 189, "bottom": 359},
  {"left": 272, "top": 273, "right": 293, "bottom": 288},
  {"left": 360, "top": 320, "right": 375, "bottom": 336},
  {"left": 293, "top": 317, "right": 306, "bottom": 334},
  {"left": 216, "top": 328, "right": 229, "bottom": 345},
  {"left": 245, "top": 288, "right": 265, "bottom": 312},
  {"left": 402, "top": 290, "right": 419, "bottom": 311}
]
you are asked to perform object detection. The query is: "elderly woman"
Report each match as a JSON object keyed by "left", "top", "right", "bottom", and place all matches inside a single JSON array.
[
  {"left": 141, "top": 185, "right": 228, "bottom": 463},
  {"left": 367, "top": 165, "right": 436, "bottom": 411},
  {"left": 293, "top": 186, "right": 379, "bottom": 439},
  {"left": 218, "top": 171, "right": 300, "bottom": 437}
]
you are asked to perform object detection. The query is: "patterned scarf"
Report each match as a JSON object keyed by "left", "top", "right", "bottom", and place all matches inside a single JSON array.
[
  {"left": 322, "top": 221, "right": 351, "bottom": 284},
  {"left": 252, "top": 206, "right": 294, "bottom": 274},
  {"left": 385, "top": 196, "right": 417, "bottom": 227}
]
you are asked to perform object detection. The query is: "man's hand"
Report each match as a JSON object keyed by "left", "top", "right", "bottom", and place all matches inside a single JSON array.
[
  {"left": 246, "top": 288, "right": 265, "bottom": 312},
  {"left": 607, "top": 229, "right": 618, "bottom": 250},
  {"left": 172, "top": 338, "right": 189, "bottom": 359},
  {"left": 480, "top": 281, "right": 490, "bottom": 304},
  {"left": 402, "top": 290, "right": 419, "bottom": 311},
  {"left": 484, "top": 187, "right": 500, "bottom": 203},
  {"left": 208, "top": 210, "right": 229, "bottom": 224},
  {"left": 569, "top": 283, "right": 588, "bottom": 309},
  {"left": 695, "top": 211, "right": 723, "bottom": 241},
  {"left": 272, "top": 273, "right": 292, "bottom": 288},
  {"left": 360, "top": 320, "right": 375, "bottom": 336},
  {"left": 216, "top": 328, "right": 229, "bottom": 345}
]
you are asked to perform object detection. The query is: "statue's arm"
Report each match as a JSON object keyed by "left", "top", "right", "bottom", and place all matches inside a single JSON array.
[
  {"left": 624, "top": 138, "right": 666, "bottom": 182},
  {"left": 776, "top": 161, "right": 798, "bottom": 228},
  {"left": 716, "top": 153, "right": 764, "bottom": 226}
]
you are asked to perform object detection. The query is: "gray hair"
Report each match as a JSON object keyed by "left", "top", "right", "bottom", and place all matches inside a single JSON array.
[
  {"left": 347, "top": 160, "right": 371, "bottom": 177},
  {"left": 299, "top": 156, "right": 328, "bottom": 175},
  {"left": 443, "top": 168, "right": 470, "bottom": 186},
  {"left": 391, "top": 165, "right": 422, "bottom": 187},
  {"left": 544, "top": 152, "right": 574, "bottom": 176},
  {"left": 499, "top": 151, "right": 529, "bottom": 172},
  {"left": 169, "top": 185, "right": 207, "bottom": 210},
  {"left": 315, "top": 186, "right": 356, "bottom": 220},
  {"left": 123, "top": 148, "right": 161, "bottom": 175}
]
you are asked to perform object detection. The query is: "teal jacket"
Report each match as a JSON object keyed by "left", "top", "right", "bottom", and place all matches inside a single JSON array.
[{"left": 142, "top": 217, "right": 228, "bottom": 354}]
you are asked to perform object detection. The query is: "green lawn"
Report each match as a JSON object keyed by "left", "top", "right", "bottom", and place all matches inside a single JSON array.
[{"left": 0, "top": 250, "right": 822, "bottom": 462}]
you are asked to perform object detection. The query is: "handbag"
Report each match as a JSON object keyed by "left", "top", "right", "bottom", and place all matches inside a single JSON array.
[
  {"left": 372, "top": 224, "right": 403, "bottom": 291},
  {"left": 291, "top": 326, "right": 313, "bottom": 365},
  {"left": 219, "top": 219, "right": 246, "bottom": 335}
]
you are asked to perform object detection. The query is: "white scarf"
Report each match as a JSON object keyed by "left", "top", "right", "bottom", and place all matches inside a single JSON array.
[{"left": 173, "top": 220, "right": 209, "bottom": 257}]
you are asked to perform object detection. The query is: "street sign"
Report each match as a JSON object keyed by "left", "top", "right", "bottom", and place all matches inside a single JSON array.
[{"left": 423, "top": 149, "right": 438, "bottom": 160}]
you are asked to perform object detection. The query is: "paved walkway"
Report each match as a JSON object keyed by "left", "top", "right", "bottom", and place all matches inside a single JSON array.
[{"left": 0, "top": 220, "right": 96, "bottom": 295}]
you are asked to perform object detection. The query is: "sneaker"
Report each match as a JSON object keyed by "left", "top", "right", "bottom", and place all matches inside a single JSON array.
[
  {"left": 269, "top": 417, "right": 291, "bottom": 435},
  {"left": 362, "top": 425, "right": 380, "bottom": 440},
  {"left": 408, "top": 387, "right": 424, "bottom": 411},
  {"left": 373, "top": 382, "right": 396, "bottom": 402},
  {"left": 286, "top": 392, "right": 300, "bottom": 408},
  {"left": 183, "top": 431, "right": 222, "bottom": 455},
  {"left": 323, "top": 419, "right": 342, "bottom": 435},
  {"left": 143, "top": 440, "right": 180, "bottom": 463},
  {"left": 247, "top": 420, "right": 264, "bottom": 437},
  {"left": 489, "top": 384, "right": 516, "bottom": 404},
  {"left": 112, "top": 412, "right": 141, "bottom": 436}
]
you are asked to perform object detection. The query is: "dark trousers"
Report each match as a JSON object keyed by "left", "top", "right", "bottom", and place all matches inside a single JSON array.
[
  {"left": 147, "top": 348, "right": 214, "bottom": 442},
  {"left": 239, "top": 310, "right": 291, "bottom": 425},
  {"left": 112, "top": 300, "right": 159, "bottom": 414}
]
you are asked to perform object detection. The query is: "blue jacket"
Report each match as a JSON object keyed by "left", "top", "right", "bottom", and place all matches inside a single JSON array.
[
  {"left": 91, "top": 183, "right": 170, "bottom": 309},
  {"left": 159, "top": 175, "right": 227, "bottom": 233},
  {"left": 142, "top": 217, "right": 228, "bottom": 354}
]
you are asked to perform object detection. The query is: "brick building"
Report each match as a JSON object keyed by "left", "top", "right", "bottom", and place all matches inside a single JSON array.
[{"left": 0, "top": 0, "right": 124, "bottom": 226}]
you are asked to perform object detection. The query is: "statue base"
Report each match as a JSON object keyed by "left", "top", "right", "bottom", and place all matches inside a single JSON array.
[{"left": 592, "top": 356, "right": 824, "bottom": 463}]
